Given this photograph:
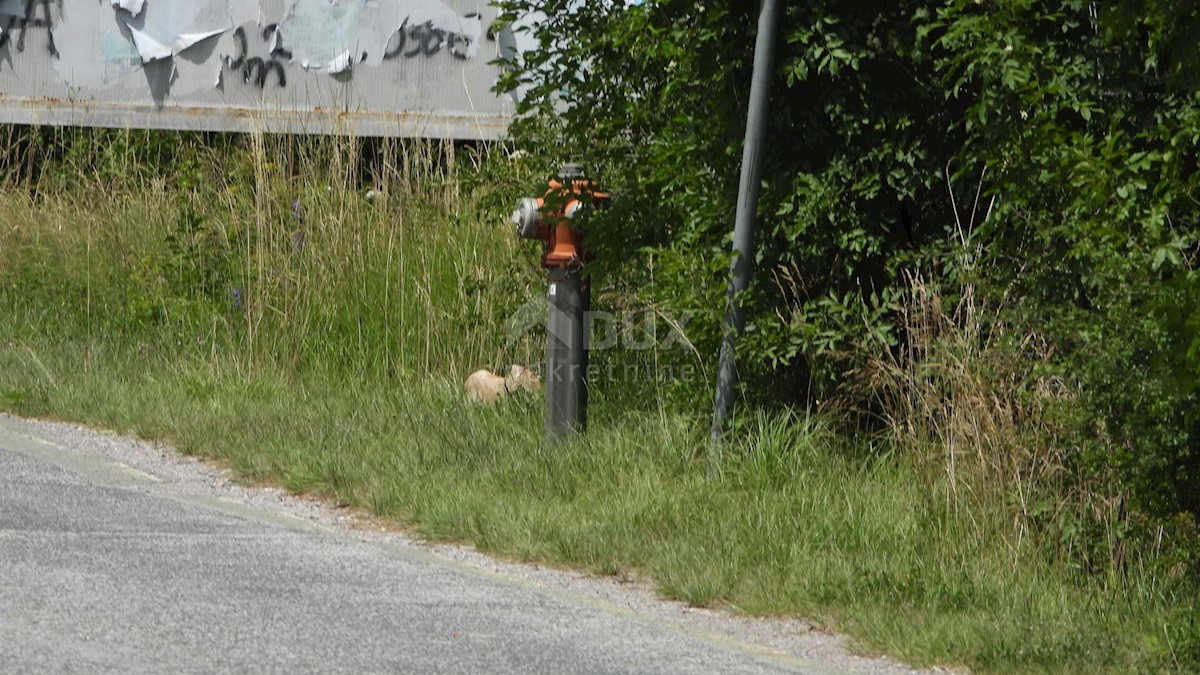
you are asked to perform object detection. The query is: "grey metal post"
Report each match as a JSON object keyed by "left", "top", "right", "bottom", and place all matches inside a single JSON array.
[
  {"left": 579, "top": 275, "right": 591, "bottom": 427},
  {"left": 711, "top": 0, "right": 783, "bottom": 447},
  {"left": 546, "top": 266, "right": 588, "bottom": 438}
]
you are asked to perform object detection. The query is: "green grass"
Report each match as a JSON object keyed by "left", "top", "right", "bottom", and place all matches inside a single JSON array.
[
  {"left": 0, "top": 127, "right": 1195, "bottom": 673},
  {"left": 1, "top": 341, "right": 1192, "bottom": 673}
]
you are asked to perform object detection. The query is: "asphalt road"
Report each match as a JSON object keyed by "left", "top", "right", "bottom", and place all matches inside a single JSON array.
[{"left": 0, "top": 414, "right": 914, "bottom": 674}]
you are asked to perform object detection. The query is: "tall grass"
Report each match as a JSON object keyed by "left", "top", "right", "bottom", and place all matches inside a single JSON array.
[
  {"left": 0, "top": 127, "right": 543, "bottom": 381},
  {"left": 0, "top": 126, "right": 1196, "bottom": 673},
  {"left": 845, "top": 271, "right": 1197, "bottom": 590}
]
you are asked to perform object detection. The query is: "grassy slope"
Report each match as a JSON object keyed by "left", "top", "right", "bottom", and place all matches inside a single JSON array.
[{"left": 0, "top": 129, "right": 1193, "bottom": 673}]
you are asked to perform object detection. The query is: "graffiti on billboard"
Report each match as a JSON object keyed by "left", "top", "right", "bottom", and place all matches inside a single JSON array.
[{"left": 0, "top": 0, "right": 511, "bottom": 138}]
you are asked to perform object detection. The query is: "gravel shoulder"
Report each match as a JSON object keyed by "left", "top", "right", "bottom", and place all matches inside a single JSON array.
[{"left": 1, "top": 412, "right": 943, "bottom": 675}]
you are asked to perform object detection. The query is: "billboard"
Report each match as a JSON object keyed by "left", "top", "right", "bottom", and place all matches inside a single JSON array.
[{"left": 0, "top": 0, "right": 516, "bottom": 139}]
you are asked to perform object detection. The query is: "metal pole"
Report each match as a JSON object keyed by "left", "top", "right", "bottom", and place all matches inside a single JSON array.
[
  {"left": 711, "top": 0, "right": 782, "bottom": 447},
  {"left": 546, "top": 266, "right": 587, "bottom": 438},
  {"left": 579, "top": 275, "right": 591, "bottom": 428}
]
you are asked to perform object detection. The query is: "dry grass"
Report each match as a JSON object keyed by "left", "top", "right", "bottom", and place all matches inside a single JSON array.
[{"left": 861, "top": 276, "right": 1057, "bottom": 500}]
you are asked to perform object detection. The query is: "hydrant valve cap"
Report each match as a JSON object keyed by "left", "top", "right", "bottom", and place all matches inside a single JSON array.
[{"left": 514, "top": 197, "right": 542, "bottom": 239}]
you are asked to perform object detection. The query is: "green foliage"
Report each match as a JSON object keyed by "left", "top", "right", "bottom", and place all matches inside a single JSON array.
[
  {"left": 497, "top": 0, "right": 958, "bottom": 403},
  {"left": 495, "top": 0, "right": 1200, "bottom": 534},
  {"left": 923, "top": 0, "right": 1200, "bottom": 525}
]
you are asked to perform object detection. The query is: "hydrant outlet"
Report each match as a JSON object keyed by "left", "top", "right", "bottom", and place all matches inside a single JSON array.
[{"left": 513, "top": 197, "right": 542, "bottom": 239}]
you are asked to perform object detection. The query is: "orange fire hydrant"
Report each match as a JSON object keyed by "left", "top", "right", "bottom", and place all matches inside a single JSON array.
[{"left": 512, "top": 163, "right": 608, "bottom": 438}]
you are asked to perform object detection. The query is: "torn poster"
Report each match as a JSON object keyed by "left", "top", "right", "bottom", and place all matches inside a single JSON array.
[
  {"left": 126, "top": 25, "right": 172, "bottom": 62},
  {"left": 110, "top": 0, "right": 147, "bottom": 18}
]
